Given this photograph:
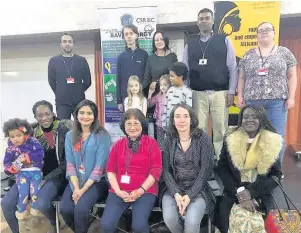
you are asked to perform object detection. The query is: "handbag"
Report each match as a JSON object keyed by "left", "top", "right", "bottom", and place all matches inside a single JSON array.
[{"left": 265, "top": 177, "right": 301, "bottom": 233}]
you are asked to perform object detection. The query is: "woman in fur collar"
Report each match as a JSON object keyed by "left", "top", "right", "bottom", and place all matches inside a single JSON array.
[{"left": 216, "top": 105, "right": 282, "bottom": 233}]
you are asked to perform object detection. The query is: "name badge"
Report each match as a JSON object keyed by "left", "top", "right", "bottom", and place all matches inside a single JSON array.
[
  {"left": 79, "top": 164, "right": 85, "bottom": 175},
  {"left": 67, "top": 76, "right": 75, "bottom": 83},
  {"left": 121, "top": 174, "right": 130, "bottom": 184},
  {"left": 258, "top": 68, "right": 268, "bottom": 76},
  {"left": 199, "top": 59, "right": 208, "bottom": 65}
]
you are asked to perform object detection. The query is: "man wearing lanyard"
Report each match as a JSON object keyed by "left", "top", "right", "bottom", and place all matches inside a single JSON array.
[
  {"left": 48, "top": 33, "right": 91, "bottom": 119},
  {"left": 182, "top": 8, "right": 237, "bottom": 159}
]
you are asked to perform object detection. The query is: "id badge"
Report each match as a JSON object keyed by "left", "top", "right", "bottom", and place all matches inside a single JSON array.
[
  {"left": 79, "top": 164, "right": 85, "bottom": 175},
  {"left": 66, "top": 76, "right": 75, "bottom": 83},
  {"left": 199, "top": 59, "right": 207, "bottom": 65},
  {"left": 258, "top": 68, "right": 268, "bottom": 76},
  {"left": 121, "top": 174, "right": 131, "bottom": 184}
]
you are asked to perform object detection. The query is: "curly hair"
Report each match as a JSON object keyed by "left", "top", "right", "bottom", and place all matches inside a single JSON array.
[
  {"left": 228, "top": 105, "right": 276, "bottom": 135},
  {"left": 3, "top": 118, "right": 33, "bottom": 137},
  {"left": 169, "top": 62, "right": 188, "bottom": 80}
]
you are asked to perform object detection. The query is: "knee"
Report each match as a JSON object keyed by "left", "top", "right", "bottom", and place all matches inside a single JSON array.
[
  {"left": 59, "top": 201, "right": 73, "bottom": 216},
  {"left": 100, "top": 215, "right": 116, "bottom": 232},
  {"left": 33, "top": 197, "right": 52, "bottom": 212},
  {"left": 162, "top": 210, "right": 178, "bottom": 226},
  {"left": 73, "top": 201, "right": 90, "bottom": 217},
  {"left": 132, "top": 217, "right": 149, "bottom": 233}
]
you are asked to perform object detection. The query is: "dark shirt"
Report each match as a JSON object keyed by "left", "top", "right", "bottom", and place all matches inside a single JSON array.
[
  {"left": 116, "top": 48, "right": 148, "bottom": 104},
  {"left": 48, "top": 54, "right": 91, "bottom": 105}
]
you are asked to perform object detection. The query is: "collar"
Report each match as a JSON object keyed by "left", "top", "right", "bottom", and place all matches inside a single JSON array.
[{"left": 34, "top": 120, "right": 59, "bottom": 137}]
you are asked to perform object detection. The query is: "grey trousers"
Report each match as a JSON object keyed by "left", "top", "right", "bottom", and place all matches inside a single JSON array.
[{"left": 162, "top": 193, "right": 206, "bottom": 233}]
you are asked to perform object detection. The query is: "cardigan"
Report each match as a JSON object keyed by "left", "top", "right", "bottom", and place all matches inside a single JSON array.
[
  {"left": 106, "top": 135, "right": 162, "bottom": 195},
  {"left": 65, "top": 130, "right": 111, "bottom": 191},
  {"left": 160, "top": 129, "right": 215, "bottom": 219}
]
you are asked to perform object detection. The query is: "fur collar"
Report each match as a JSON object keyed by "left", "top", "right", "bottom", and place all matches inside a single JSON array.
[{"left": 226, "top": 129, "right": 282, "bottom": 175}]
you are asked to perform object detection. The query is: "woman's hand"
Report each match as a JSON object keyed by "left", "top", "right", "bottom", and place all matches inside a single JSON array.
[
  {"left": 180, "top": 195, "right": 191, "bottom": 216},
  {"left": 116, "top": 189, "right": 130, "bottom": 201},
  {"left": 174, "top": 193, "right": 184, "bottom": 215},
  {"left": 149, "top": 81, "right": 157, "bottom": 91},
  {"left": 236, "top": 189, "right": 252, "bottom": 203},
  {"left": 125, "top": 189, "right": 144, "bottom": 202},
  {"left": 239, "top": 199, "right": 256, "bottom": 212},
  {"left": 73, "top": 189, "right": 85, "bottom": 205}
]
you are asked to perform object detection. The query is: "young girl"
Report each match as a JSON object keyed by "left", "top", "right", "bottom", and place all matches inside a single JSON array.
[
  {"left": 124, "top": 75, "right": 147, "bottom": 116},
  {"left": 148, "top": 74, "right": 171, "bottom": 149},
  {"left": 3, "top": 118, "right": 44, "bottom": 232}
]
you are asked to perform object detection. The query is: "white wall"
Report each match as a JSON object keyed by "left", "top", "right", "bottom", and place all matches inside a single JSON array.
[{"left": 0, "top": 41, "right": 95, "bottom": 168}]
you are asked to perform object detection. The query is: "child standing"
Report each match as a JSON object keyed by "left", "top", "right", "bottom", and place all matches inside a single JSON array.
[
  {"left": 148, "top": 74, "right": 171, "bottom": 149},
  {"left": 3, "top": 118, "right": 44, "bottom": 233},
  {"left": 163, "top": 62, "right": 192, "bottom": 127},
  {"left": 124, "top": 75, "right": 147, "bottom": 116}
]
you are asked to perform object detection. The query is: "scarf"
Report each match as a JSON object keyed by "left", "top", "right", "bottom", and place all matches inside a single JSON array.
[{"left": 127, "top": 134, "right": 142, "bottom": 153}]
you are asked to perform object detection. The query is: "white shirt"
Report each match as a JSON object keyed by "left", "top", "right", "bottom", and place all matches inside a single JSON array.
[{"left": 124, "top": 96, "right": 147, "bottom": 116}]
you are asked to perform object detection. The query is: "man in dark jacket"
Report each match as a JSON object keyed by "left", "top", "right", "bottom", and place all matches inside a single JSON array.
[
  {"left": 48, "top": 33, "right": 91, "bottom": 119},
  {"left": 1, "top": 100, "right": 72, "bottom": 233}
]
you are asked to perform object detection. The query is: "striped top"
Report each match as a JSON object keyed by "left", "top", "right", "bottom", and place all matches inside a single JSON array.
[{"left": 65, "top": 130, "right": 111, "bottom": 191}]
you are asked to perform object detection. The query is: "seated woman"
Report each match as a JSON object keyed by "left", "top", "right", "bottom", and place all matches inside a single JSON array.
[
  {"left": 101, "top": 108, "right": 162, "bottom": 233},
  {"left": 161, "top": 103, "right": 215, "bottom": 233},
  {"left": 59, "top": 100, "right": 111, "bottom": 233},
  {"left": 216, "top": 105, "right": 282, "bottom": 233}
]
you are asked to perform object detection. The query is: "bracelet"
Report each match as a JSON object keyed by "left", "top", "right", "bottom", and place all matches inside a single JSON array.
[{"left": 140, "top": 186, "right": 146, "bottom": 193}]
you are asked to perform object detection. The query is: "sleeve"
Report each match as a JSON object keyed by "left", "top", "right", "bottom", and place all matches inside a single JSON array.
[
  {"left": 124, "top": 98, "right": 129, "bottom": 112},
  {"left": 217, "top": 141, "right": 239, "bottom": 195},
  {"left": 185, "top": 88, "right": 193, "bottom": 107},
  {"left": 3, "top": 148, "right": 17, "bottom": 175},
  {"left": 48, "top": 57, "right": 57, "bottom": 93},
  {"left": 182, "top": 45, "right": 189, "bottom": 70},
  {"left": 65, "top": 132, "right": 77, "bottom": 178},
  {"left": 44, "top": 126, "right": 69, "bottom": 181},
  {"left": 283, "top": 47, "right": 297, "bottom": 68},
  {"left": 149, "top": 139, "right": 162, "bottom": 181},
  {"left": 186, "top": 133, "right": 214, "bottom": 201},
  {"left": 82, "top": 58, "right": 92, "bottom": 91},
  {"left": 28, "top": 139, "right": 44, "bottom": 169},
  {"left": 225, "top": 37, "right": 238, "bottom": 95},
  {"left": 244, "top": 160, "right": 282, "bottom": 198},
  {"left": 106, "top": 140, "right": 120, "bottom": 173},
  {"left": 142, "top": 98, "right": 147, "bottom": 116},
  {"left": 142, "top": 59, "right": 151, "bottom": 89},
  {"left": 89, "top": 133, "right": 111, "bottom": 181},
  {"left": 116, "top": 55, "right": 122, "bottom": 104},
  {"left": 162, "top": 136, "right": 181, "bottom": 196}
]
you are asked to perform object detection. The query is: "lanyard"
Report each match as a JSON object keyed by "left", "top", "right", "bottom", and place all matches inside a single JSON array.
[
  {"left": 199, "top": 34, "right": 214, "bottom": 59},
  {"left": 62, "top": 56, "right": 74, "bottom": 77},
  {"left": 258, "top": 45, "right": 275, "bottom": 68},
  {"left": 125, "top": 148, "right": 135, "bottom": 174},
  {"left": 80, "top": 135, "right": 91, "bottom": 164}
]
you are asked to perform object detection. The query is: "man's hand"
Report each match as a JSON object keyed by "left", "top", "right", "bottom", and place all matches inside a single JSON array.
[
  {"left": 285, "top": 98, "right": 295, "bottom": 110},
  {"left": 236, "top": 189, "right": 252, "bottom": 203},
  {"left": 237, "top": 95, "right": 245, "bottom": 109},
  {"left": 239, "top": 199, "right": 256, "bottom": 212},
  {"left": 118, "top": 104, "right": 123, "bottom": 112},
  {"left": 226, "top": 93, "right": 235, "bottom": 107}
]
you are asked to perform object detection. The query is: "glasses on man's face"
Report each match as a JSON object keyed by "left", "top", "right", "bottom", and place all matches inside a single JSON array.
[
  {"left": 257, "top": 28, "right": 274, "bottom": 34},
  {"left": 125, "top": 122, "right": 141, "bottom": 129}
]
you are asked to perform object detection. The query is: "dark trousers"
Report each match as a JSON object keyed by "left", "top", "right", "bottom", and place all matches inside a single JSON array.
[
  {"left": 56, "top": 104, "right": 76, "bottom": 119},
  {"left": 1, "top": 178, "right": 67, "bottom": 233},
  {"left": 59, "top": 180, "right": 108, "bottom": 233},
  {"left": 101, "top": 193, "right": 156, "bottom": 233}
]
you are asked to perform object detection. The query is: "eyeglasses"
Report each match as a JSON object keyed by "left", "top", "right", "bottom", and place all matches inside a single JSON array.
[
  {"left": 125, "top": 122, "right": 141, "bottom": 129},
  {"left": 257, "top": 28, "right": 274, "bottom": 34}
]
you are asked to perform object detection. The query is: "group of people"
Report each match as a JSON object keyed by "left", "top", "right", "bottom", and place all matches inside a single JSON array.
[{"left": 1, "top": 6, "right": 298, "bottom": 233}]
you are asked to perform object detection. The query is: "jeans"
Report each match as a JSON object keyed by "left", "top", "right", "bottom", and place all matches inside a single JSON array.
[
  {"left": 246, "top": 99, "right": 288, "bottom": 164},
  {"left": 16, "top": 170, "right": 42, "bottom": 212},
  {"left": 59, "top": 180, "right": 108, "bottom": 233},
  {"left": 101, "top": 193, "right": 156, "bottom": 233},
  {"left": 1, "top": 178, "right": 67, "bottom": 233},
  {"left": 162, "top": 193, "right": 206, "bottom": 233}
]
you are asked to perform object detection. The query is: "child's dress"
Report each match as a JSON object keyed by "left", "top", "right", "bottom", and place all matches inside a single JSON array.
[
  {"left": 149, "top": 93, "right": 167, "bottom": 149},
  {"left": 4, "top": 137, "right": 44, "bottom": 213},
  {"left": 124, "top": 96, "right": 148, "bottom": 116}
]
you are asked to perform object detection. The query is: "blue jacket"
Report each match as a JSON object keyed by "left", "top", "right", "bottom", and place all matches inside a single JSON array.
[
  {"left": 116, "top": 48, "right": 148, "bottom": 104},
  {"left": 65, "top": 130, "right": 111, "bottom": 190}
]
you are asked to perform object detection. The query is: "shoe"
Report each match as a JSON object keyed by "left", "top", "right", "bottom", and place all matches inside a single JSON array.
[
  {"left": 47, "top": 224, "right": 57, "bottom": 233},
  {"left": 26, "top": 208, "right": 43, "bottom": 230},
  {"left": 15, "top": 210, "right": 29, "bottom": 233}
]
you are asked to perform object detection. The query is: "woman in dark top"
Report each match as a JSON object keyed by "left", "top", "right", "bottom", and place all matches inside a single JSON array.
[
  {"left": 142, "top": 31, "right": 178, "bottom": 97},
  {"left": 160, "top": 103, "right": 215, "bottom": 233},
  {"left": 216, "top": 105, "right": 282, "bottom": 233}
]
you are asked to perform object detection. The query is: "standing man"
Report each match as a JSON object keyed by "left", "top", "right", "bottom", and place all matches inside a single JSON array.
[
  {"left": 116, "top": 24, "right": 148, "bottom": 112},
  {"left": 183, "top": 8, "right": 237, "bottom": 158},
  {"left": 48, "top": 33, "right": 91, "bottom": 119}
]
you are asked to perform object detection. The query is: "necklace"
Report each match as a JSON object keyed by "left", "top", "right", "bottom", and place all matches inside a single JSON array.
[{"left": 180, "top": 138, "right": 191, "bottom": 143}]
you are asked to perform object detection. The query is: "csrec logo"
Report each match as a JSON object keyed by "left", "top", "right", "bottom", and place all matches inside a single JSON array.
[{"left": 120, "top": 14, "right": 134, "bottom": 26}]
